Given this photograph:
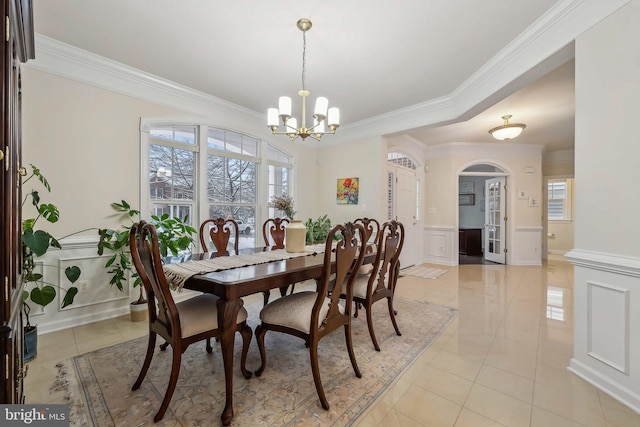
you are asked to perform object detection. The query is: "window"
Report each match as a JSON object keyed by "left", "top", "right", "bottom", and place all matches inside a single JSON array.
[
  {"left": 267, "top": 145, "right": 293, "bottom": 219},
  {"left": 148, "top": 126, "right": 197, "bottom": 225},
  {"left": 547, "top": 178, "right": 572, "bottom": 220},
  {"left": 144, "top": 123, "right": 293, "bottom": 251},
  {"left": 387, "top": 151, "right": 417, "bottom": 170},
  {"left": 206, "top": 129, "right": 258, "bottom": 248}
]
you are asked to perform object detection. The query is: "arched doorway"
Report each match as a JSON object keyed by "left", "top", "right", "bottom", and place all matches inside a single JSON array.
[{"left": 458, "top": 163, "right": 509, "bottom": 265}]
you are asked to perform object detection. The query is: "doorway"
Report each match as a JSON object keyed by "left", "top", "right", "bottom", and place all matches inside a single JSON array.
[
  {"left": 387, "top": 151, "right": 421, "bottom": 269},
  {"left": 458, "top": 164, "right": 508, "bottom": 265}
]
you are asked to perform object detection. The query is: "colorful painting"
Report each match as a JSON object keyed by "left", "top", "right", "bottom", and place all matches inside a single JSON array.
[{"left": 337, "top": 177, "right": 359, "bottom": 205}]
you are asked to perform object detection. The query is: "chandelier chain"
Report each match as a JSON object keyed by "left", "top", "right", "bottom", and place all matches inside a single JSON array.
[{"left": 301, "top": 29, "right": 307, "bottom": 91}]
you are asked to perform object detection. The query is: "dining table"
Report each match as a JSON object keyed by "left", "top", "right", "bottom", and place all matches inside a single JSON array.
[{"left": 164, "top": 244, "right": 376, "bottom": 426}]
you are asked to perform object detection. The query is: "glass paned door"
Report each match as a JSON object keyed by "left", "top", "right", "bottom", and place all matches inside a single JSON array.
[{"left": 484, "top": 177, "right": 506, "bottom": 264}]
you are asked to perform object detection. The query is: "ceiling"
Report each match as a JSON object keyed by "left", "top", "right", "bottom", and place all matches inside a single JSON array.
[{"left": 31, "top": 0, "right": 576, "bottom": 153}]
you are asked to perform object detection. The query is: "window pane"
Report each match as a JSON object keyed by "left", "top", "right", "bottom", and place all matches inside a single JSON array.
[
  {"left": 207, "top": 128, "right": 225, "bottom": 151},
  {"left": 267, "top": 165, "right": 291, "bottom": 218},
  {"left": 150, "top": 126, "right": 196, "bottom": 144},
  {"left": 151, "top": 203, "right": 194, "bottom": 225},
  {"left": 207, "top": 128, "right": 259, "bottom": 156},
  {"left": 208, "top": 154, "right": 256, "bottom": 204},
  {"left": 149, "top": 143, "right": 194, "bottom": 201},
  {"left": 548, "top": 180, "right": 568, "bottom": 219},
  {"left": 267, "top": 145, "right": 292, "bottom": 163}
]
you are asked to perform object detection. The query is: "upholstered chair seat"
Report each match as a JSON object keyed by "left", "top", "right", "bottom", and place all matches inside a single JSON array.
[
  {"left": 259, "top": 291, "right": 344, "bottom": 334},
  {"left": 176, "top": 294, "right": 248, "bottom": 337}
]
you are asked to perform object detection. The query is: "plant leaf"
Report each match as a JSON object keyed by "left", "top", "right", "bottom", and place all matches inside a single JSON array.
[
  {"left": 39, "top": 203, "right": 60, "bottom": 223},
  {"left": 65, "top": 266, "right": 81, "bottom": 283},
  {"left": 30, "top": 286, "right": 56, "bottom": 307},
  {"left": 61, "top": 287, "right": 78, "bottom": 308},
  {"left": 22, "top": 228, "right": 52, "bottom": 257}
]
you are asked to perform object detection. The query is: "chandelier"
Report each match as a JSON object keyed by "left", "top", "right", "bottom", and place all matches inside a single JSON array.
[
  {"left": 267, "top": 19, "right": 339, "bottom": 141},
  {"left": 488, "top": 115, "right": 526, "bottom": 141}
]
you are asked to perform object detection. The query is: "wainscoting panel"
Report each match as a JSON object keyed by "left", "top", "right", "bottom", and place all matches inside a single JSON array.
[
  {"left": 58, "top": 255, "right": 131, "bottom": 310},
  {"left": 567, "top": 249, "right": 640, "bottom": 414},
  {"left": 423, "top": 226, "right": 456, "bottom": 266},
  {"left": 511, "top": 226, "right": 543, "bottom": 265},
  {"left": 587, "top": 281, "right": 629, "bottom": 374}
]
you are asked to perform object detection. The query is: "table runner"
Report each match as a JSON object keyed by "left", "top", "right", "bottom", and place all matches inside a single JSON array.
[{"left": 164, "top": 244, "right": 327, "bottom": 289}]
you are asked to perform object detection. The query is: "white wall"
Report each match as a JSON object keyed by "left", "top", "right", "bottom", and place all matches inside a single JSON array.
[
  {"left": 21, "top": 67, "right": 318, "bottom": 332},
  {"left": 413, "top": 142, "right": 544, "bottom": 265},
  {"left": 568, "top": 0, "right": 640, "bottom": 413},
  {"left": 316, "top": 137, "right": 387, "bottom": 225}
]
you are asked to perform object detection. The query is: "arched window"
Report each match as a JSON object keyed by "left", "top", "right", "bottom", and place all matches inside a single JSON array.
[{"left": 387, "top": 151, "right": 417, "bottom": 170}]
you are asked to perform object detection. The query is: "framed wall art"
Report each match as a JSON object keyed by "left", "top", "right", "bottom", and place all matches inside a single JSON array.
[{"left": 337, "top": 177, "right": 359, "bottom": 204}]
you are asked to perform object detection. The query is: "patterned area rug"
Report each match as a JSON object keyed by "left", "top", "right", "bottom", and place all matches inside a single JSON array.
[
  {"left": 52, "top": 296, "right": 457, "bottom": 426},
  {"left": 400, "top": 265, "right": 449, "bottom": 280}
]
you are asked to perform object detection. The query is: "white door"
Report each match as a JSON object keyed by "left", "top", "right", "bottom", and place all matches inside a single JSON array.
[
  {"left": 484, "top": 177, "right": 506, "bottom": 264},
  {"left": 393, "top": 166, "right": 420, "bottom": 268}
]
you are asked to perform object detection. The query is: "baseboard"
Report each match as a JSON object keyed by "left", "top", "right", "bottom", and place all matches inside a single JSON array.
[{"left": 568, "top": 358, "right": 640, "bottom": 415}]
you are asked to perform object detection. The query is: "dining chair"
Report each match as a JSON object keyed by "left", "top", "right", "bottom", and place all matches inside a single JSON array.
[
  {"left": 354, "top": 217, "right": 380, "bottom": 255},
  {"left": 262, "top": 217, "right": 290, "bottom": 248},
  {"left": 199, "top": 218, "right": 239, "bottom": 253},
  {"left": 341, "top": 220, "right": 404, "bottom": 351},
  {"left": 352, "top": 218, "right": 380, "bottom": 316},
  {"left": 129, "top": 220, "right": 252, "bottom": 422},
  {"left": 254, "top": 222, "right": 366, "bottom": 410},
  {"left": 261, "top": 217, "right": 296, "bottom": 305}
]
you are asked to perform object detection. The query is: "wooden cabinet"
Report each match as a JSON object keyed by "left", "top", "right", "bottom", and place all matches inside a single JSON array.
[
  {"left": 459, "top": 228, "right": 482, "bottom": 256},
  {"left": 1, "top": 0, "right": 34, "bottom": 404}
]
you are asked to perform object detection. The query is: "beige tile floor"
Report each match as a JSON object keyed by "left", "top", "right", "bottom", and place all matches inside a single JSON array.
[{"left": 24, "top": 255, "right": 640, "bottom": 426}]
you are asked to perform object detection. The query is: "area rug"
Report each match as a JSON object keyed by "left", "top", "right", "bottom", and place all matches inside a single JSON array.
[
  {"left": 400, "top": 265, "right": 449, "bottom": 279},
  {"left": 52, "top": 296, "right": 457, "bottom": 426}
]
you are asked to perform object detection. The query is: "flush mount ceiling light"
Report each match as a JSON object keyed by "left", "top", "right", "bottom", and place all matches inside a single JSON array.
[
  {"left": 267, "top": 18, "right": 339, "bottom": 142},
  {"left": 488, "top": 115, "right": 526, "bottom": 141}
]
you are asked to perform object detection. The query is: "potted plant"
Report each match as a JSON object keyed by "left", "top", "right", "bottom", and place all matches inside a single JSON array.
[
  {"left": 269, "top": 194, "right": 306, "bottom": 252},
  {"left": 305, "top": 214, "right": 333, "bottom": 244},
  {"left": 97, "top": 200, "right": 197, "bottom": 321},
  {"left": 21, "top": 165, "right": 82, "bottom": 361}
]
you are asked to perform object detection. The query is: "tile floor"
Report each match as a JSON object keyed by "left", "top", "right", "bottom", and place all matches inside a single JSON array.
[{"left": 24, "top": 255, "right": 640, "bottom": 426}]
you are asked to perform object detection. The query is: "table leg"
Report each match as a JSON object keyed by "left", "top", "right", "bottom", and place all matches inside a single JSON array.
[{"left": 217, "top": 297, "right": 243, "bottom": 426}]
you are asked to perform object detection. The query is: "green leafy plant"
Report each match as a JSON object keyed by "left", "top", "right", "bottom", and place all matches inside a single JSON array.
[
  {"left": 97, "top": 200, "right": 197, "bottom": 302},
  {"left": 21, "top": 165, "right": 83, "bottom": 329},
  {"left": 305, "top": 214, "right": 333, "bottom": 244},
  {"left": 268, "top": 193, "right": 296, "bottom": 219}
]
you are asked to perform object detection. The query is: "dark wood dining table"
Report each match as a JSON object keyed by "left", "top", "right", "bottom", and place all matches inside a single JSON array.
[{"left": 179, "top": 246, "right": 375, "bottom": 426}]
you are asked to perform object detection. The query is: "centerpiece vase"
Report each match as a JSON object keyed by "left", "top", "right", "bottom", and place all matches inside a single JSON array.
[{"left": 286, "top": 219, "right": 307, "bottom": 253}]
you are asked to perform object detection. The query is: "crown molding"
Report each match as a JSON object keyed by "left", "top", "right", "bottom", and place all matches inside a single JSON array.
[
  {"left": 331, "top": 0, "right": 630, "bottom": 143},
  {"left": 25, "top": 0, "right": 630, "bottom": 145},
  {"left": 25, "top": 34, "right": 274, "bottom": 140}
]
